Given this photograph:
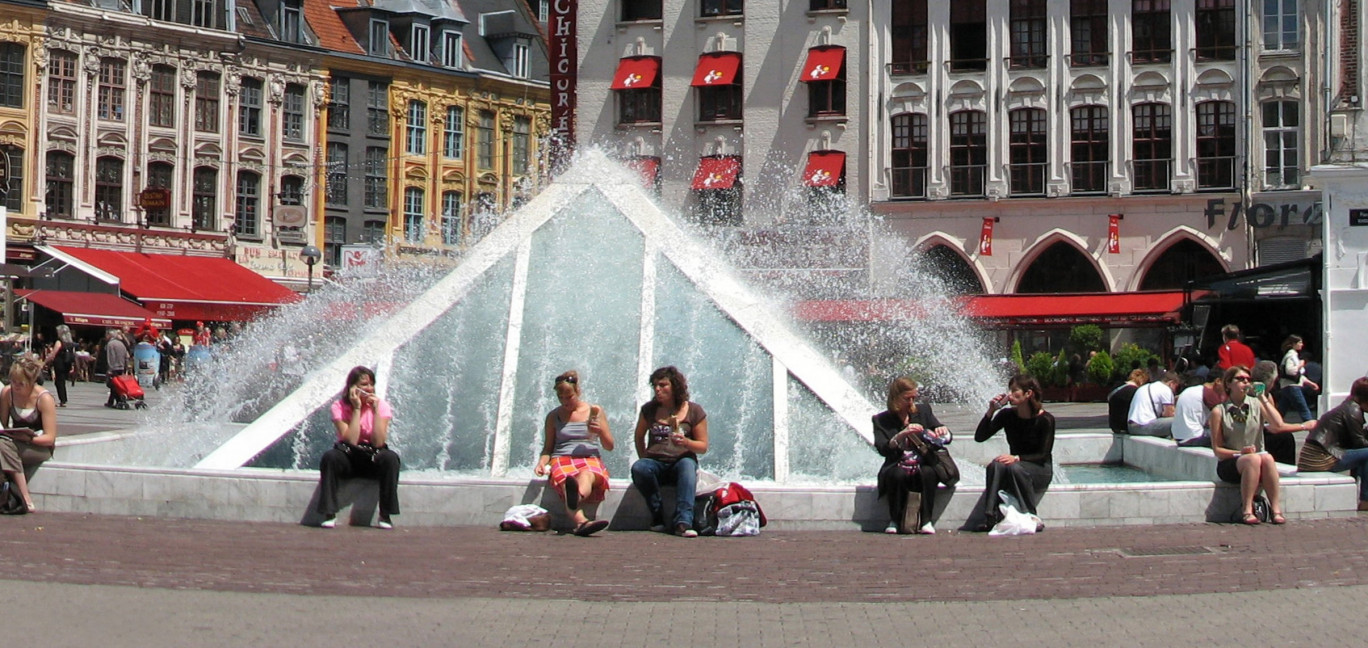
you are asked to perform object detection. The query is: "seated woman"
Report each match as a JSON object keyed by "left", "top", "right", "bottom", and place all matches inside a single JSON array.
[
  {"left": 1299, "top": 377, "right": 1368, "bottom": 510},
  {"left": 0, "top": 353, "right": 59, "bottom": 512},
  {"left": 315, "top": 366, "right": 401, "bottom": 529},
  {"left": 534, "top": 370, "right": 614, "bottom": 536},
  {"left": 630, "top": 366, "right": 709, "bottom": 537},
  {"left": 1212, "top": 365, "right": 1310, "bottom": 525},
  {"left": 872, "top": 377, "right": 953, "bottom": 535},
  {"left": 974, "top": 373, "right": 1054, "bottom": 531}
]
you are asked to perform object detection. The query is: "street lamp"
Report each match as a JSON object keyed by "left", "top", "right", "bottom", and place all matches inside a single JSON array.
[{"left": 300, "top": 245, "right": 322, "bottom": 293}]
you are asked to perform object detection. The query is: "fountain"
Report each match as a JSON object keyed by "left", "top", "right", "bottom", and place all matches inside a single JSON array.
[{"left": 43, "top": 150, "right": 1359, "bottom": 528}]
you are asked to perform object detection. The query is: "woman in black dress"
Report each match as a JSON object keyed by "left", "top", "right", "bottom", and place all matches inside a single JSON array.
[
  {"left": 974, "top": 373, "right": 1055, "bottom": 531},
  {"left": 873, "top": 377, "right": 954, "bottom": 535}
]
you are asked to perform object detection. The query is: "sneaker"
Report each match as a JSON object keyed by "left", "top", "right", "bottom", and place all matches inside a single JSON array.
[
  {"left": 376, "top": 516, "right": 393, "bottom": 530},
  {"left": 676, "top": 526, "right": 698, "bottom": 538},
  {"left": 649, "top": 512, "right": 666, "bottom": 533},
  {"left": 917, "top": 522, "right": 936, "bottom": 535},
  {"left": 884, "top": 521, "right": 898, "bottom": 534},
  {"left": 320, "top": 517, "right": 336, "bottom": 529}
]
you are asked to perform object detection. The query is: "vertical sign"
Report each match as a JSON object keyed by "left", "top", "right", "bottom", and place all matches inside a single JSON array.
[
  {"left": 1108, "top": 214, "right": 1122, "bottom": 254},
  {"left": 549, "top": 0, "right": 578, "bottom": 170},
  {"left": 978, "top": 217, "right": 994, "bottom": 256}
]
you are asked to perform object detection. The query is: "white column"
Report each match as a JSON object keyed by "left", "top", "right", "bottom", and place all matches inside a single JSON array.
[{"left": 489, "top": 236, "right": 532, "bottom": 476}]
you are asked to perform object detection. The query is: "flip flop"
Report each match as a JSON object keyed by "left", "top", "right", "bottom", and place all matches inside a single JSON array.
[
  {"left": 573, "top": 519, "right": 609, "bottom": 536},
  {"left": 1270, "top": 512, "right": 1287, "bottom": 525},
  {"left": 1242, "top": 512, "right": 1261, "bottom": 525}
]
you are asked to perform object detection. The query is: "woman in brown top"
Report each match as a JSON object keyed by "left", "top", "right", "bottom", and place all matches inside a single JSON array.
[{"left": 1298, "top": 377, "right": 1368, "bottom": 510}]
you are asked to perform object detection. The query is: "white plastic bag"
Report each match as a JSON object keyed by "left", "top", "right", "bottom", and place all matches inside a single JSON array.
[
  {"left": 989, "top": 490, "right": 1042, "bottom": 536},
  {"left": 500, "top": 504, "right": 549, "bottom": 531}
]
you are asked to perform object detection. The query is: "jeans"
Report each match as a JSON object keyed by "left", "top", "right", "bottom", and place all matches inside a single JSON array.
[
  {"left": 1128, "top": 418, "right": 1173, "bottom": 437},
  {"left": 1277, "top": 385, "right": 1314, "bottom": 423},
  {"left": 1331, "top": 447, "right": 1368, "bottom": 501},
  {"left": 630, "top": 456, "right": 698, "bottom": 529}
]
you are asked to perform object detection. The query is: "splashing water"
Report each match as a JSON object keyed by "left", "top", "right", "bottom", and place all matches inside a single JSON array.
[{"left": 119, "top": 150, "right": 1003, "bottom": 487}]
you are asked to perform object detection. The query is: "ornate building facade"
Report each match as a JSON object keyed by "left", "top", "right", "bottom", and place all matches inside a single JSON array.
[{"left": 0, "top": 1, "right": 47, "bottom": 222}]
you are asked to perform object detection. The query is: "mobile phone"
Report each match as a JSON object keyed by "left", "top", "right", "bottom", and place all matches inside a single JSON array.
[{"left": 1252, "top": 382, "right": 1267, "bottom": 397}]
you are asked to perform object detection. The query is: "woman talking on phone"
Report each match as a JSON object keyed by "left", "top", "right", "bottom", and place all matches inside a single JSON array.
[
  {"left": 0, "top": 353, "right": 58, "bottom": 512},
  {"left": 315, "top": 366, "right": 400, "bottom": 529},
  {"left": 535, "top": 370, "right": 614, "bottom": 536}
]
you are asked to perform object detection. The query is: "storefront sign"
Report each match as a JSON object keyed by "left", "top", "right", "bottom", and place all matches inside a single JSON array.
[
  {"left": 341, "top": 245, "right": 382, "bottom": 278},
  {"left": 549, "top": 0, "right": 577, "bottom": 165},
  {"left": 1205, "top": 197, "right": 1323, "bottom": 230},
  {"left": 137, "top": 187, "right": 171, "bottom": 209},
  {"left": 1350, "top": 209, "right": 1368, "bottom": 226}
]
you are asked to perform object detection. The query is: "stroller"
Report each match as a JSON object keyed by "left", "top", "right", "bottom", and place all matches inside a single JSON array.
[{"left": 111, "top": 374, "right": 148, "bottom": 410}]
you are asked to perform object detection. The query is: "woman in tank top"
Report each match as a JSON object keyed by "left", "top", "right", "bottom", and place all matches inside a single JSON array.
[
  {"left": 535, "top": 370, "right": 615, "bottom": 536},
  {"left": 0, "top": 353, "right": 59, "bottom": 512}
]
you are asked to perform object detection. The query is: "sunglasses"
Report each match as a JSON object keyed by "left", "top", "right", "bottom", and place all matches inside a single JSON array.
[
  {"left": 555, "top": 375, "right": 577, "bottom": 385},
  {"left": 1231, "top": 375, "right": 1252, "bottom": 383}
]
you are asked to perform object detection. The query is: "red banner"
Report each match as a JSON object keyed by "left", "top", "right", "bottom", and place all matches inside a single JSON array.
[
  {"left": 1108, "top": 214, "right": 1121, "bottom": 254},
  {"left": 549, "top": 0, "right": 577, "bottom": 169},
  {"left": 979, "top": 217, "right": 995, "bottom": 256}
]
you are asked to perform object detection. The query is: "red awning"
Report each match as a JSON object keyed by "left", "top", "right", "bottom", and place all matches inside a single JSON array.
[
  {"left": 802, "top": 151, "right": 845, "bottom": 187},
  {"left": 690, "top": 52, "right": 741, "bottom": 87},
  {"left": 690, "top": 156, "right": 741, "bottom": 190},
  {"left": 51, "top": 246, "right": 301, "bottom": 322},
  {"left": 610, "top": 56, "right": 660, "bottom": 90},
  {"left": 625, "top": 156, "right": 660, "bottom": 189},
  {"left": 800, "top": 46, "right": 845, "bottom": 82},
  {"left": 17, "top": 290, "right": 171, "bottom": 329},
  {"left": 795, "top": 291, "right": 1193, "bottom": 328}
]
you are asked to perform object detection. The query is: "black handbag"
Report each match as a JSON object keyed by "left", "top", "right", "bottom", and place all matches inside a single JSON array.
[{"left": 905, "top": 433, "right": 960, "bottom": 486}]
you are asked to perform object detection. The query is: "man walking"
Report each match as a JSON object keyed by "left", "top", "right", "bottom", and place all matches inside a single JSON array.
[{"left": 104, "top": 328, "right": 129, "bottom": 408}]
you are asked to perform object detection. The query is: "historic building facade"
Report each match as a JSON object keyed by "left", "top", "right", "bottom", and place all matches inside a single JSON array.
[{"left": 0, "top": 0, "right": 47, "bottom": 222}]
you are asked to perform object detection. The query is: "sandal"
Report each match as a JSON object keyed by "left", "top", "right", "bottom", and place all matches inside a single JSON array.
[
  {"left": 573, "top": 519, "right": 609, "bottom": 536},
  {"left": 1270, "top": 512, "right": 1287, "bottom": 525},
  {"left": 1242, "top": 512, "right": 1261, "bottom": 525}
]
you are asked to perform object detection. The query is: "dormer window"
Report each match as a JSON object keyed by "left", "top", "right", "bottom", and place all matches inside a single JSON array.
[
  {"left": 442, "top": 31, "right": 463, "bottom": 68},
  {"left": 411, "top": 24, "right": 430, "bottom": 63},
  {"left": 369, "top": 19, "right": 389, "bottom": 56},
  {"left": 281, "top": 0, "right": 304, "bottom": 44},
  {"left": 511, "top": 40, "right": 529, "bottom": 78}
]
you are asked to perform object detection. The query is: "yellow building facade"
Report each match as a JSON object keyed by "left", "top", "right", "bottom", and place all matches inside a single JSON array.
[{"left": 0, "top": 5, "right": 46, "bottom": 225}]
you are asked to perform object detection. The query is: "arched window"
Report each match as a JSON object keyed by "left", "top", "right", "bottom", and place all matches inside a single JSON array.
[
  {"left": 45, "top": 151, "right": 75, "bottom": 218},
  {"left": 145, "top": 162, "right": 174, "bottom": 226},
  {"left": 1017, "top": 242, "right": 1106, "bottom": 293},
  {"left": 1139, "top": 239, "right": 1224, "bottom": 290},
  {"left": 192, "top": 167, "right": 217, "bottom": 231},
  {"left": 920, "top": 244, "right": 984, "bottom": 294}
]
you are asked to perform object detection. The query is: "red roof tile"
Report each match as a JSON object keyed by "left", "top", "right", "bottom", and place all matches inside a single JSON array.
[{"left": 306, "top": 0, "right": 365, "bottom": 55}]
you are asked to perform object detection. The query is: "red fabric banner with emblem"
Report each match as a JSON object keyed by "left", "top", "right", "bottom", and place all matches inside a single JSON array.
[
  {"left": 979, "top": 217, "right": 995, "bottom": 256},
  {"left": 1108, "top": 214, "right": 1121, "bottom": 254}
]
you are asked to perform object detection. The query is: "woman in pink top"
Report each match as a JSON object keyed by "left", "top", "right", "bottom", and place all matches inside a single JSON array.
[{"left": 315, "top": 366, "right": 400, "bottom": 529}]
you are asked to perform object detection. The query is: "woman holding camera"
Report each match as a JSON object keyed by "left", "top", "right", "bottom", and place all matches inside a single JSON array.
[
  {"left": 315, "top": 366, "right": 400, "bottom": 529},
  {"left": 535, "top": 370, "right": 614, "bottom": 536},
  {"left": 873, "top": 377, "right": 954, "bottom": 535}
]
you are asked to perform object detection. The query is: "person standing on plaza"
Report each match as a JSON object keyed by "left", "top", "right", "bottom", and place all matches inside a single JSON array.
[
  {"left": 872, "top": 377, "right": 954, "bottom": 535},
  {"left": 45, "top": 325, "right": 75, "bottom": 407},
  {"left": 1298, "top": 377, "right": 1368, "bottom": 510},
  {"left": 1276, "top": 334, "right": 1319, "bottom": 423},
  {"left": 315, "top": 366, "right": 401, "bottom": 529},
  {"left": 630, "top": 366, "right": 709, "bottom": 537},
  {"left": 534, "top": 370, "right": 614, "bottom": 536},
  {"left": 1216, "top": 324, "right": 1256, "bottom": 371},
  {"left": 974, "top": 373, "right": 1054, "bottom": 531},
  {"left": 103, "top": 328, "right": 129, "bottom": 408},
  {"left": 0, "top": 353, "right": 59, "bottom": 512}
]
